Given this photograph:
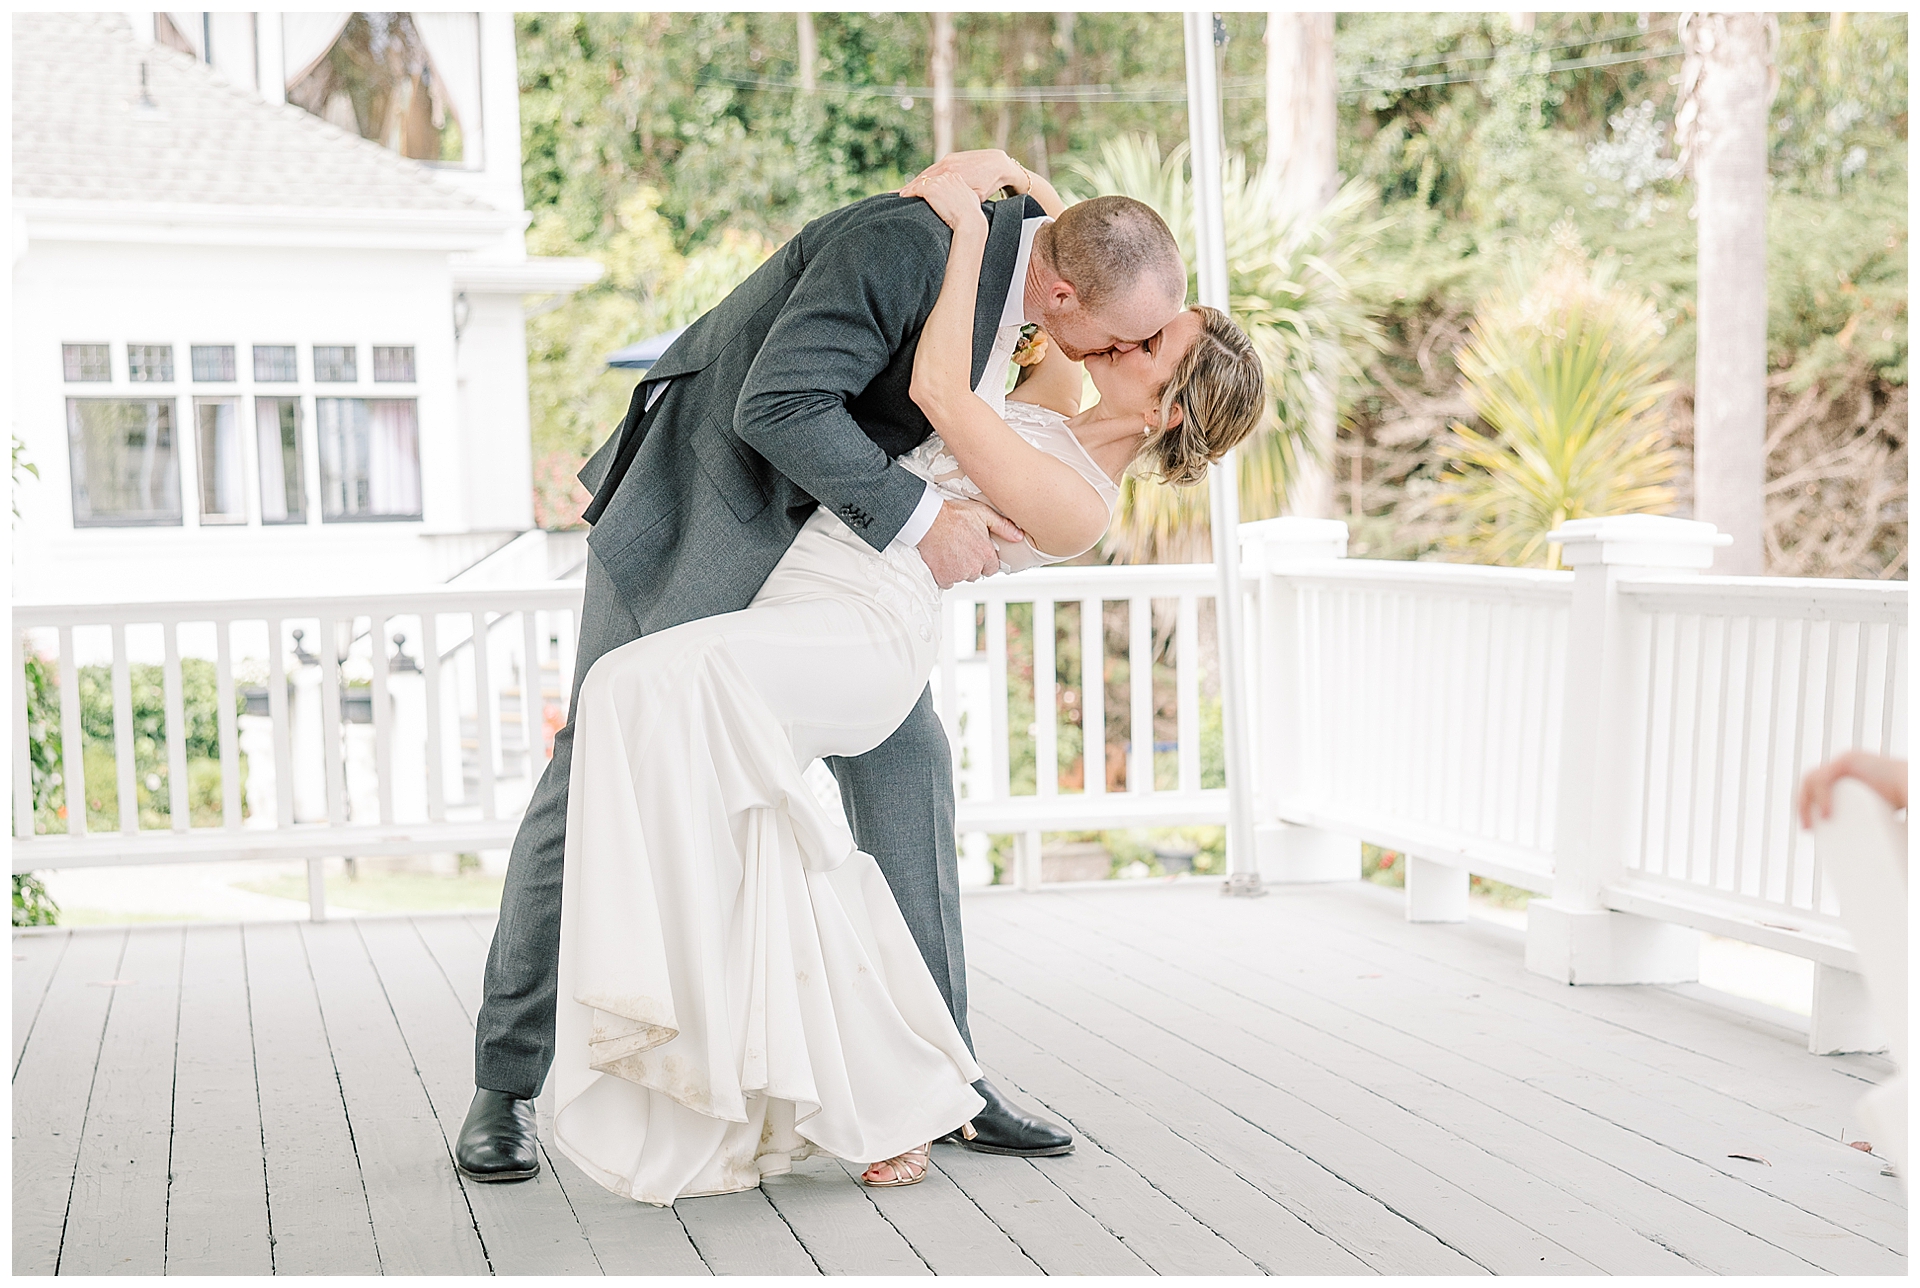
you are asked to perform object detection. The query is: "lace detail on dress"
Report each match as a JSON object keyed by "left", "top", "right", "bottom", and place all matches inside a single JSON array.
[{"left": 896, "top": 401, "right": 1120, "bottom": 574}]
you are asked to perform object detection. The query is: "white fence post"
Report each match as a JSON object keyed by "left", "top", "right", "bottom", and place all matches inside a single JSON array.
[
  {"left": 1241, "top": 517, "right": 1362, "bottom": 883},
  {"left": 1526, "top": 515, "right": 1729, "bottom": 984}
]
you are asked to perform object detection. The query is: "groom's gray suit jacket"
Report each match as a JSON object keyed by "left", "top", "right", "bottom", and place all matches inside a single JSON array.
[
  {"left": 577, "top": 190, "right": 1040, "bottom": 624},
  {"left": 474, "top": 191, "right": 1038, "bottom": 1099}
]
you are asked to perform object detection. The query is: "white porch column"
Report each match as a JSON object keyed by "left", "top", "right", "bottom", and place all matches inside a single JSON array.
[
  {"left": 1241, "top": 517, "right": 1361, "bottom": 883},
  {"left": 1526, "top": 515, "right": 1729, "bottom": 984}
]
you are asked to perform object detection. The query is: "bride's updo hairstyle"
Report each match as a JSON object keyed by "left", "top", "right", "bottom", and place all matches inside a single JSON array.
[{"left": 1141, "top": 306, "right": 1265, "bottom": 487}]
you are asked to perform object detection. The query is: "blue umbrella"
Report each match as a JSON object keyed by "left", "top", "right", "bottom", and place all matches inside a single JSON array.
[{"left": 604, "top": 326, "right": 689, "bottom": 371}]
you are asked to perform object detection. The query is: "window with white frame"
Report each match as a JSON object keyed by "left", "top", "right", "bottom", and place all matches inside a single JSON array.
[
  {"left": 128, "top": 343, "right": 174, "bottom": 383},
  {"left": 194, "top": 397, "right": 247, "bottom": 524},
  {"left": 314, "top": 345, "right": 357, "bottom": 382},
  {"left": 62, "top": 344, "right": 110, "bottom": 382},
  {"left": 66, "top": 398, "right": 182, "bottom": 526},
  {"left": 191, "top": 345, "right": 237, "bottom": 383},
  {"left": 255, "top": 397, "right": 308, "bottom": 524},
  {"left": 317, "top": 398, "right": 423, "bottom": 521},
  {"left": 57, "top": 341, "right": 426, "bottom": 531},
  {"left": 253, "top": 345, "right": 298, "bottom": 383}
]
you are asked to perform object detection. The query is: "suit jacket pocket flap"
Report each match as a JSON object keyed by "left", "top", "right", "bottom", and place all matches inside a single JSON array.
[{"left": 690, "top": 420, "right": 772, "bottom": 522}]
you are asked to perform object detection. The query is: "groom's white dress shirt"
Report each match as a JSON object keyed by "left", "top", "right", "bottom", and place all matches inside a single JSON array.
[{"left": 637, "top": 214, "right": 1052, "bottom": 552}]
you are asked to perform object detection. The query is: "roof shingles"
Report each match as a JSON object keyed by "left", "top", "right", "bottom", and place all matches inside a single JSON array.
[{"left": 12, "top": 12, "right": 491, "bottom": 213}]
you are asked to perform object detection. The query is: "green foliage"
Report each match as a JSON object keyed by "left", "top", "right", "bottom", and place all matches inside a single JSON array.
[
  {"left": 1065, "top": 135, "right": 1385, "bottom": 563},
  {"left": 1435, "top": 243, "right": 1680, "bottom": 567},
  {"left": 22, "top": 656, "right": 245, "bottom": 834},
  {"left": 12, "top": 434, "right": 37, "bottom": 522},
  {"left": 13, "top": 874, "right": 58, "bottom": 927}
]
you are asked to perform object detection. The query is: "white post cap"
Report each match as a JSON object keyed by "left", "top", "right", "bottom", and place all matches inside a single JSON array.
[
  {"left": 1239, "top": 517, "right": 1348, "bottom": 572},
  {"left": 1546, "top": 514, "right": 1733, "bottom": 570}
]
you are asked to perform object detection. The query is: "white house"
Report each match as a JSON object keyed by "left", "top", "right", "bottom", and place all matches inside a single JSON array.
[{"left": 10, "top": 11, "right": 599, "bottom": 604}]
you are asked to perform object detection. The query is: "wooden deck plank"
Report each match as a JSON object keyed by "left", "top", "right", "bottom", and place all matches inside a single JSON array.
[
  {"left": 13, "top": 931, "right": 69, "bottom": 1075},
  {"left": 931, "top": 1138, "right": 1156, "bottom": 1276},
  {"left": 967, "top": 938, "right": 1607, "bottom": 1274},
  {"left": 1255, "top": 884, "right": 1893, "bottom": 1138},
  {"left": 1004, "top": 902, "right": 1825, "bottom": 1276},
  {"left": 972, "top": 1029, "right": 1360, "bottom": 1274},
  {"left": 760, "top": 1154, "right": 933, "bottom": 1275},
  {"left": 240, "top": 922, "right": 382, "bottom": 1276},
  {"left": 975, "top": 991, "right": 1476, "bottom": 1273},
  {"left": 56, "top": 926, "right": 182, "bottom": 1276},
  {"left": 412, "top": 914, "right": 489, "bottom": 1021},
  {"left": 165, "top": 926, "right": 273, "bottom": 1274},
  {"left": 354, "top": 918, "right": 603, "bottom": 1275},
  {"left": 535, "top": 1112, "right": 714, "bottom": 1277},
  {"left": 299, "top": 919, "right": 491, "bottom": 1275},
  {"left": 973, "top": 1061, "right": 1268, "bottom": 1276},
  {"left": 1072, "top": 887, "right": 1908, "bottom": 1265},
  {"left": 12, "top": 929, "right": 126, "bottom": 1276},
  {"left": 672, "top": 1188, "right": 821, "bottom": 1276},
  {"left": 413, "top": 912, "right": 718, "bottom": 1276},
  {"left": 1022, "top": 887, "right": 1907, "bottom": 1274},
  {"left": 823, "top": 1157, "right": 1042, "bottom": 1275}
]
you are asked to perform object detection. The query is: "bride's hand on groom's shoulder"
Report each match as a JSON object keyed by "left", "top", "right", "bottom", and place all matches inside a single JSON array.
[
  {"left": 901, "top": 149, "right": 1024, "bottom": 204},
  {"left": 908, "top": 173, "right": 990, "bottom": 235}
]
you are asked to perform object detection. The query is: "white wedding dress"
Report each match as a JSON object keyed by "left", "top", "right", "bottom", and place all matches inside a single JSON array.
[{"left": 552, "top": 399, "right": 1119, "bottom": 1205}]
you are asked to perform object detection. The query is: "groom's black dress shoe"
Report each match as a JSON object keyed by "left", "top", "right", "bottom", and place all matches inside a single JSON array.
[
  {"left": 937, "top": 1078, "right": 1074, "bottom": 1156},
  {"left": 455, "top": 1088, "right": 541, "bottom": 1182}
]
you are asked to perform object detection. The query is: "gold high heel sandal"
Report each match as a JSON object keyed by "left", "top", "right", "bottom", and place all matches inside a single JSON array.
[{"left": 859, "top": 1143, "right": 932, "bottom": 1188}]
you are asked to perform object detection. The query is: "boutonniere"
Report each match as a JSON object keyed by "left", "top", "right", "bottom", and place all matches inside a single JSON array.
[{"left": 1011, "top": 323, "right": 1049, "bottom": 367}]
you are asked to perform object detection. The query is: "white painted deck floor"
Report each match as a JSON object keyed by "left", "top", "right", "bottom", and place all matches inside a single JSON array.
[{"left": 12, "top": 879, "right": 1907, "bottom": 1275}]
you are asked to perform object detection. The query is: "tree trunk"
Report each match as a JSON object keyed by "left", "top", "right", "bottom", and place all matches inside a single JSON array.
[
  {"left": 1684, "top": 12, "right": 1771, "bottom": 574},
  {"left": 931, "top": 12, "right": 955, "bottom": 161},
  {"left": 795, "top": 13, "right": 816, "bottom": 93},
  {"left": 1266, "top": 12, "right": 1338, "bottom": 518}
]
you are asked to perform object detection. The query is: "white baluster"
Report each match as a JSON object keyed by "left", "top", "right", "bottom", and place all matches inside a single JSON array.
[
  {"left": 1128, "top": 595, "right": 1152, "bottom": 795},
  {"left": 267, "top": 618, "right": 294, "bottom": 830},
  {"left": 1175, "top": 594, "right": 1199, "bottom": 795},
  {"left": 369, "top": 613, "right": 395, "bottom": 826},
  {"left": 987, "top": 600, "right": 1009, "bottom": 801},
  {"left": 1079, "top": 597, "right": 1105, "bottom": 797},
  {"left": 522, "top": 608, "right": 549, "bottom": 783},
  {"left": 215, "top": 620, "right": 241, "bottom": 831},
  {"left": 56, "top": 626, "right": 87, "bottom": 838},
  {"left": 12, "top": 629, "right": 32, "bottom": 841},
  {"left": 471, "top": 610, "right": 498, "bottom": 820},
  {"left": 111, "top": 624, "right": 137, "bottom": 836},
  {"left": 420, "top": 613, "right": 447, "bottom": 821},
  {"left": 162, "top": 621, "right": 191, "bottom": 833},
  {"left": 316, "top": 617, "right": 347, "bottom": 827},
  {"left": 1034, "top": 598, "right": 1056, "bottom": 799}
]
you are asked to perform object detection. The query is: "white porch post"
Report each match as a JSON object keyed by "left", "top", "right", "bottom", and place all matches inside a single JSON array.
[
  {"left": 1526, "top": 515, "right": 1729, "bottom": 984},
  {"left": 1185, "top": 11, "right": 1262, "bottom": 897},
  {"left": 1240, "top": 517, "right": 1361, "bottom": 882}
]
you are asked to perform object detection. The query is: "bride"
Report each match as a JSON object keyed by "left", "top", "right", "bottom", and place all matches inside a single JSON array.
[{"left": 551, "top": 169, "right": 1264, "bottom": 1205}]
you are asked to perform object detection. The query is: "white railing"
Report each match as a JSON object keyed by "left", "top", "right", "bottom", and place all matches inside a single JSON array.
[
  {"left": 936, "top": 563, "right": 1231, "bottom": 889},
  {"left": 13, "top": 514, "right": 1906, "bottom": 1004},
  {"left": 1605, "top": 575, "right": 1907, "bottom": 959},
  {"left": 12, "top": 586, "right": 584, "bottom": 913},
  {"left": 1243, "top": 513, "right": 1908, "bottom": 1044}
]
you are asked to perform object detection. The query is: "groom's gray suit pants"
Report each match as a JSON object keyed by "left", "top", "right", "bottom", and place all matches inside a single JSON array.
[{"left": 473, "top": 549, "right": 972, "bottom": 1101}]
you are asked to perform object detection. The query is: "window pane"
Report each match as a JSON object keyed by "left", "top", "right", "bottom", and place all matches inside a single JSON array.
[
  {"left": 62, "top": 344, "right": 110, "bottom": 382},
  {"left": 194, "top": 398, "right": 246, "bottom": 523},
  {"left": 314, "top": 345, "right": 357, "bottom": 382},
  {"left": 128, "top": 344, "right": 174, "bottom": 382},
  {"left": 255, "top": 397, "right": 307, "bottom": 524},
  {"left": 66, "top": 398, "right": 182, "bottom": 526},
  {"left": 191, "top": 345, "right": 237, "bottom": 382},
  {"left": 317, "top": 397, "right": 421, "bottom": 521},
  {"left": 253, "top": 345, "right": 298, "bottom": 382},
  {"left": 372, "top": 345, "right": 416, "bottom": 382}
]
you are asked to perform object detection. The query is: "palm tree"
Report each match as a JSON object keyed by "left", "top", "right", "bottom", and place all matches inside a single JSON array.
[
  {"left": 1434, "top": 249, "right": 1680, "bottom": 569},
  {"left": 1678, "top": 13, "right": 1775, "bottom": 575},
  {"left": 1064, "top": 134, "right": 1382, "bottom": 563}
]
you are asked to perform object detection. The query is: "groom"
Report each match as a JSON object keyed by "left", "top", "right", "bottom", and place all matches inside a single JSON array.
[{"left": 457, "top": 151, "right": 1187, "bottom": 1181}]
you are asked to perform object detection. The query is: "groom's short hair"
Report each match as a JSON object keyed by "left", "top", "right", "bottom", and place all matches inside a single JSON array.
[{"left": 1041, "top": 196, "right": 1186, "bottom": 312}]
